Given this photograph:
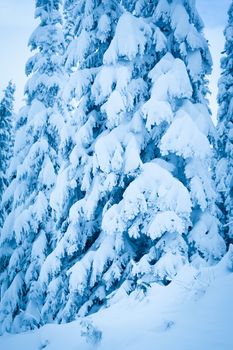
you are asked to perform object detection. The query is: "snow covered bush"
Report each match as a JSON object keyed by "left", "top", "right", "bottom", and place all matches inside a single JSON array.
[{"left": 80, "top": 319, "right": 102, "bottom": 346}]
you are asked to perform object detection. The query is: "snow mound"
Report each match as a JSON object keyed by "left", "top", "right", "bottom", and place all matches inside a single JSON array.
[{"left": 0, "top": 249, "right": 232, "bottom": 350}]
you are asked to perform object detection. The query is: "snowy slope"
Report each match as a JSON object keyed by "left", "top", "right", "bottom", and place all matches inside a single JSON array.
[{"left": 1, "top": 249, "right": 232, "bottom": 350}]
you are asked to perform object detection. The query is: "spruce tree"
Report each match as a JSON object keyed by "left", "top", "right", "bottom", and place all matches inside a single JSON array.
[
  {"left": 216, "top": 2, "right": 233, "bottom": 242},
  {"left": 0, "top": 81, "right": 15, "bottom": 227},
  {"left": 38, "top": 0, "right": 123, "bottom": 323},
  {"left": 0, "top": 0, "right": 67, "bottom": 334},
  {"left": 40, "top": 0, "right": 225, "bottom": 324}
]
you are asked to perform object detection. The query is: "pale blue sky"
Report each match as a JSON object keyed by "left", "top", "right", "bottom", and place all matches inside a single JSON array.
[
  {"left": 0, "top": 0, "right": 231, "bottom": 119},
  {"left": 0, "top": 0, "right": 34, "bottom": 107}
]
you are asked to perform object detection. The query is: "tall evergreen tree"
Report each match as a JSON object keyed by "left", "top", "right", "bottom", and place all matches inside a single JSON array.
[
  {"left": 0, "top": 0, "right": 67, "bottom": 334},
  {"left": 0, "top": 81, "right": 15, "bottom": 228},
  {"left": 40, "top": 0, "right": 225, "bottom": 325},
  {"left": 40, "top": 0, "right": 123, "bottom": 323},
  {"left": 216, "top": 1, "right": 233, "bottom": 242}
]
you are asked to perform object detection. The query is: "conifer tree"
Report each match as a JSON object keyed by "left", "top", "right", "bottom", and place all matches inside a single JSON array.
[
  {"left": 0, "top": 0, "right": 67, "bottom": 334},
  {"left": 0, "top": 81, "right": 15, "bottom": 227},
  {"left": 40, "top": 0, "right": 225, "bottom": 324},
  {"left": 216, "top": 2, "right": 233, "bottom": 242},
  {"left": 40, "top": 0, "right": 123, "bottom": 323}
]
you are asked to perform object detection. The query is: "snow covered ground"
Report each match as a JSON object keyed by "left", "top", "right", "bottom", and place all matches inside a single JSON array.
[{"left": 1, "top": 248, "right": 232, "bottom": 350}]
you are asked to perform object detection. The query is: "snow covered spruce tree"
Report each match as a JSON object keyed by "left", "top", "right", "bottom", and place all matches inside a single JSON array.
[
  {"left": 215, "top": 2, "right": 233, "bottom": 242},
  {"left": 37, "top": 0, "right": 226, "bottom": 324},
  {"left": 38, "top": 0, "right": 123, "bottom": 323},
  {"left": 0, "top": 81, "right": 15, "bottom": 228},
  {"left": 0, "top": 0, "right": 67, "bottom": 334}
]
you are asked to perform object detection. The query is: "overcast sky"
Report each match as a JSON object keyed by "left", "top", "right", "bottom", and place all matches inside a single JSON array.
[{"left": 0, "top": 0, "right": 231, "bottom": 120}]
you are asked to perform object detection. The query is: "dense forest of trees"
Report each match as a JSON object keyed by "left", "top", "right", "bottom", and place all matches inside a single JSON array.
[{"left": 0, "top": 0, "right": 232, "bottom": 334}]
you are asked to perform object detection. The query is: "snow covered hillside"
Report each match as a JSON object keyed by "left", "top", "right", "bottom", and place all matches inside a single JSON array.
[{"left": 1, "top": 247, "right": 232, "bottom": 350}]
